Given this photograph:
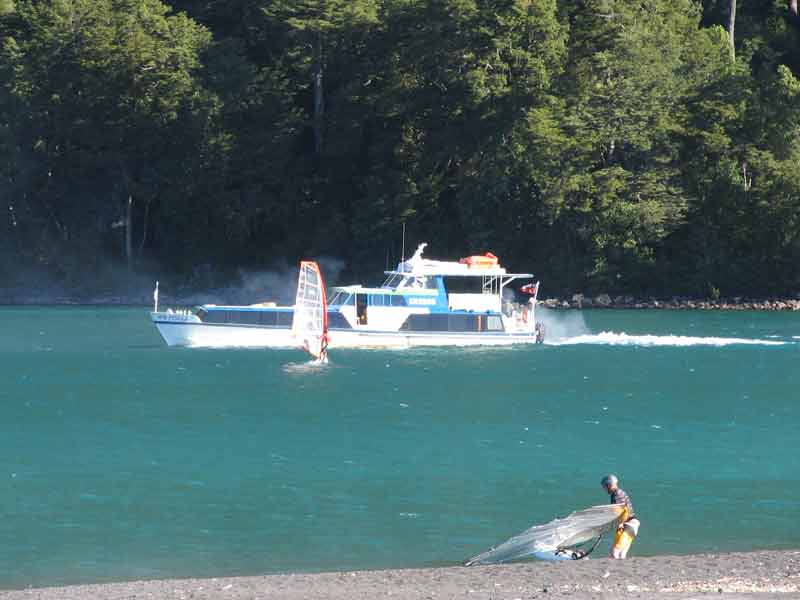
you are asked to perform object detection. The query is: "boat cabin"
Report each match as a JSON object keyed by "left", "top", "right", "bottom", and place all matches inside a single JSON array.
[{"left": 326, "top": 243, "right": 534, "bottom": 332}]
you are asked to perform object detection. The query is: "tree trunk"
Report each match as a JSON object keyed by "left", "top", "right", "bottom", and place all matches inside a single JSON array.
[
  {"left": 790, "top": 0, "right": 798, "bottom": 16},
  {"left": 7, "top": 203, "right": 21, "bottom": 251},
  {"left": 125, "top": 193, "right": 133, "bottom": 272},
  {"left": 119, "top": 161, "right": 134, "bottom": 272},
  {"left": 138, "top": 198, "right": 151, "bottom": 255},
  {"left": 728, "top": 0, "right": 736, "bottom": 60},
  {"left": 313, "top": 32, "right": 324, "bottom": 155}
]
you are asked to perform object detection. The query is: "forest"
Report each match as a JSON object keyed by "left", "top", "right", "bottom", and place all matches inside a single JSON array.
[{"left": 1, "top": 0, "right": 799, "bottom": 299}]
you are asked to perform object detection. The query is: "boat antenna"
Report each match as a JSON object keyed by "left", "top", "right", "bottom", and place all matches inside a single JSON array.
[
  {"left": 401, "top": 222, "right": 406, "bottom": 262},
  {"left": 153, "top": 280, "right": 159, "bottom": 312}
]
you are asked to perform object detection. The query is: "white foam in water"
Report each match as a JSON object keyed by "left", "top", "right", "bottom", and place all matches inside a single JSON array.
[
  {"left": 550, "top": 331, "right": 788, "bottom": 347},
  {"left": 282, "top": 360, "right": 331, "bottom": 374}
]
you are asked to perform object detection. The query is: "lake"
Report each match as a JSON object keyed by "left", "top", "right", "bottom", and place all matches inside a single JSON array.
[{"left": 0, "top": 306, "right": 797, "bottom": 588}]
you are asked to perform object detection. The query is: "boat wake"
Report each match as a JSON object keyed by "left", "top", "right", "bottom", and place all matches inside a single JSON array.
[{"left": 549, "top": 331, "right": 790, "bottom": 347}]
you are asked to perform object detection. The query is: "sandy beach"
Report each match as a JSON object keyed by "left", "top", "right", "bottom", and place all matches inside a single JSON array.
[{"left": 3, "top": 550, "right": 799, "bottom": 600}]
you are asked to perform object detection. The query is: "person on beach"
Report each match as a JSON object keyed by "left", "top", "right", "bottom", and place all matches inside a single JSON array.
[{"left": 601, "top": 474, "right": 640, "bottom": 559}]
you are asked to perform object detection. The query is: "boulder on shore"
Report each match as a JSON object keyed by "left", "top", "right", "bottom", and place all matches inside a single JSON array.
[{"left": 594, "top": 293, "right": 612, "bottom": 307}]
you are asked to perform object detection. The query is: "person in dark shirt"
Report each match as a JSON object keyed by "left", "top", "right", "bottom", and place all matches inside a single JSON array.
[{"left": 601, "top": 474, "right": 641, "bottom": 559}]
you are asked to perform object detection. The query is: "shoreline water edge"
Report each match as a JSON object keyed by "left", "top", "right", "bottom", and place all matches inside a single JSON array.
[
  {"left": 1, "top": 291, "right": 800, "bottom": 311},
  {"left": 2, "top": 550, "right": 799, "bottom": 599}
]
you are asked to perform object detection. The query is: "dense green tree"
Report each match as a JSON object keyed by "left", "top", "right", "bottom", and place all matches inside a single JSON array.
[
  {"left": 262, "top": 0, "right": 378, "bottom": 155},
  {"left": 534, "top": 0, "right": 708, "bottom": 292},
  {"left": 678, "top": 59, "right": 800, "bottom": 295},
  {"left": 673, "top": 2, "right": 800, "bottom": 295},
  {"left": 1, "top": 0, "right": 799, "bottom": 297},
  {"left": 1, "top": 0, "right": 215, "bottom": 282},
  {"left": 343, "top": 0, "right": 567, "bottom": 273}
]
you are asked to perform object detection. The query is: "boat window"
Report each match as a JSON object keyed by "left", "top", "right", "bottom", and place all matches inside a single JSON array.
[
  {"left": 329, "top": 291, "right": 353, "bottom": 306},
  {"left": 442, "top": 277, "right": 483, "bottom": 293},
  {"left": 400, "top": 314, "right": 450, "bottom": 331},
  {"left": 382, "top": 273, "right": 404, "bottom": 288},
  {"left": 390, "top": 295, "right": 406, "bottom": 306},
  {"left": 327, "top": 312, "right": 352, "bottom": 329},
  {"left": 276, "top": 311, "right": 293, "bottom": 327},
  {"left": 406, "top": 276, "right": 438, "bottom": 290},
  {"left": 486, "top": 316, "right": 504, "bottom": 331},
  {"left": 448, "top": 314, "right": 476, "bottom": 332},
  {"left": 260, "top": 311, "right": 278, "bottom": 326},
  {"left": 430, "top": 314, "right": 448, "bottom": 330},
  {"left": 371, "top": 294, "right": 393, "bottom": 307},
  {"left": 400, "top": 314, "right": 427, "bottom": 331},
  {"left": 400, "top": 312, "right": 504, "bottom": 333},
  {"left": 242, "top": 311, "right": 263, "bottom": 325},
  {"left": 204, "top": 310, "right": 227, "bottom": 324}
]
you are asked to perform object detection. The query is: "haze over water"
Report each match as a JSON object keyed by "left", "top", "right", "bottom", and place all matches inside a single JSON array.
[{"left": 0, "top": 306, "right": 797, "bottom": 589}]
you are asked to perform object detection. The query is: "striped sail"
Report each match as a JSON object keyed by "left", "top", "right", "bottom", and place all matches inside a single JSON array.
[{"left": 292, "top": 261, "right": 329, "bottom": 360}]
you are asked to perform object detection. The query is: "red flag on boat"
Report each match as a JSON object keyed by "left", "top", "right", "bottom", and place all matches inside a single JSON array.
[{"left": 521, "top": 282, "right": 539, "bottom": 296}]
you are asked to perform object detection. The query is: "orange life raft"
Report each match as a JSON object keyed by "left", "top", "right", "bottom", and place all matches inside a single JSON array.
[{"left": 459, "top": 252, "right": 499, "bottom": 268}]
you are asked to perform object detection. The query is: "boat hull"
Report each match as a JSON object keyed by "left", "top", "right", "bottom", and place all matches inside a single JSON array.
[
  {"left": 152, "top": 317, "right": 296, "bottom": 348},
  {"left": 151, "top": 315, "right": 540, "bottom": 349},
  {"left": 328, "top": 329, "right": 540, "bottom": 348}
]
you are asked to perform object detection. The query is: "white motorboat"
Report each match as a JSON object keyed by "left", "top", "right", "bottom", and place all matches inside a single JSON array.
[{"left": 150, "top": 243, "right": 544, "bottom": 348}]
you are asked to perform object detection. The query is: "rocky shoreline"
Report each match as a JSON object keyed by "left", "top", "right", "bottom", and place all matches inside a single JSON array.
[
  {"left": 539, "top": 293, "right": 800, "bottom": 311},
  {"left": 2, "top": 288, "right": 800, "bottom": 312}
]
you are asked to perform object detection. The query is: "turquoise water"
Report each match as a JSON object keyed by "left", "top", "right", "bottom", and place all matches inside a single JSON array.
[{"left": 0, "top": 306, "right": 798, "bottom": 589}]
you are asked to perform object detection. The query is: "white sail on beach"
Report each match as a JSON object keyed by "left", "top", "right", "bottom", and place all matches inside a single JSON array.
[
  {"left": 292, "top": 261, "right": 329, "bottom": 361},
  {"left": 465, "top": 504, "right": 625, "bottom": 566}
]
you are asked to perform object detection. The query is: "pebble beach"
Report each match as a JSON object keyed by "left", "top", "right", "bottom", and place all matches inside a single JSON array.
[{"left": 3, "top": 550, "right": 799, "bottom": 600}]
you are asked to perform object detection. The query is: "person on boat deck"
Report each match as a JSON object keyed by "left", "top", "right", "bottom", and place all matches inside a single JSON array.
[{"left": 602, "top": 474, "right": 640, "bottom": 559}]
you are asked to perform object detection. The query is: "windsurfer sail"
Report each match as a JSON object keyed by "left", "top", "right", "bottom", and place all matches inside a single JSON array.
[
  {"left": 464, "top": 504, "right": 625, "bottom": 566},
  {"left": 292, "top": 261, "right": 329, "bottom": 362}
]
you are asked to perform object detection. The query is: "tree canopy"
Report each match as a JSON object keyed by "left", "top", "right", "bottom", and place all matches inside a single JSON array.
[{"left": 1, "top": 0, "right": 799, "bottom": 297}]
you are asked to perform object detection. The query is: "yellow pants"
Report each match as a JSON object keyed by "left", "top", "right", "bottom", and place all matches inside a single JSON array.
[
  {"left": 611, "top": 519, "right": 640, "bottom": 558},
  {"left": 612, "top": 528, "right": 634, "bottom": 555}
]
